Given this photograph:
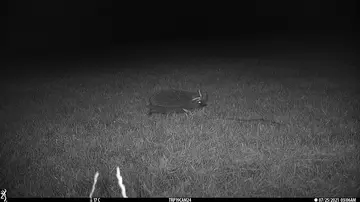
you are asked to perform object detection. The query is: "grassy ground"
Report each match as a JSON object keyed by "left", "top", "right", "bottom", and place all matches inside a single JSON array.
[{"left": 1, "top": 56, "right": 359, "bottom": 197}]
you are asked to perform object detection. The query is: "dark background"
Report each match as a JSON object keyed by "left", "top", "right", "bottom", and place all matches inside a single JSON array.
[{"left": 3, "top": 0, "right": 359, "bottom": 75}]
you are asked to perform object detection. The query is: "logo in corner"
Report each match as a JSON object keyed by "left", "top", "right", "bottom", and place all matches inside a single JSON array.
[{"left": 0, "top": 189, "right": 7, "bottom": 202}]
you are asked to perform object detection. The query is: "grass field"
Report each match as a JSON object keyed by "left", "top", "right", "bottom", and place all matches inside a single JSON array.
[{"left": 1, "top": 55, "right": 359, "bottom": 197}]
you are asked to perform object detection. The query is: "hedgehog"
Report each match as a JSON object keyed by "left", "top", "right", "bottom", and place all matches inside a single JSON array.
[{"left": 147, "top": 89, "right": 208, "bottom": 115}]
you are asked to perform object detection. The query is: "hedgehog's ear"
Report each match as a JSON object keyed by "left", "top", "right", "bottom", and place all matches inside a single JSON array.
[{"left": 192, "top": 90, "right": 201, "bottom": 102}]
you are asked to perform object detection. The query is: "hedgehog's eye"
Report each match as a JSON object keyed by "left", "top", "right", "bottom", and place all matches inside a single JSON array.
[{"left": 193, "top": 99, "right": 201, "bottom": 104}]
